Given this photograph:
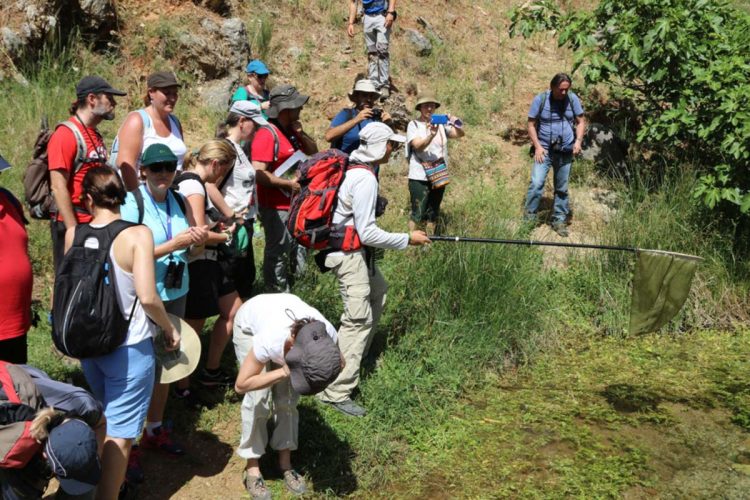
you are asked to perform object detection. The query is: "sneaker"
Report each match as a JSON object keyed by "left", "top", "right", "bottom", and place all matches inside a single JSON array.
[
  {"left": 197, "top": 368, "right": 234, "bottom": 387},
  {"left": 283, "top": 469, "right": 307, "bottom": 495},
  {"left": 323, "top": 399, "right": 367, "bottom": 417},
  {"left": 140, "top": 426, "right": 185, "bottom": 456},
  {"left": 552, "top": 222, "right": 569, "bottom": 237},
  {"left": 126, "top": 446, "right": 144, "bottom": 484},
  {"left": 242, "top": 471, "right": 272, "bottom": 500}
]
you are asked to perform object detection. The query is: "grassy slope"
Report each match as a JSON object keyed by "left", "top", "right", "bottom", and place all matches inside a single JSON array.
[{"left": 1, "top": 0, "right": 750, "bottom": 497}]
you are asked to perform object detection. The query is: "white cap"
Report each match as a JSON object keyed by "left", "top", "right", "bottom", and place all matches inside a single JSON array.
[{"left": 351, "top": 122, "right": 405, "bottom": 163}]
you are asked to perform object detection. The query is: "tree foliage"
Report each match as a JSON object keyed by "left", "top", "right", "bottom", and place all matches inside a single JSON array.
[{"left": 510, "top": 0, "right": 750, "bottom": 214}]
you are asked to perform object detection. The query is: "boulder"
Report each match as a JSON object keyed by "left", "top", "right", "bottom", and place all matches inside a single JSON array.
[
  {"left": 221, "top": 18, "right": 250, "bottom": 69},
  {"left": 77, "top": 0, "right": 118, "bottom": 38},
  {"left": 405, "top": 29, "right": 432, "bottom": 57},
  {"left": 1, "top": 28, "right": 26, "bottom": 60},
  {"left": 199, "top": 76, "right": 239, "bottom": 112},
  {"left": 176, "top": 18, "right": 250, "bottom": 80},
  {"left": 382, "top": 93, "right": 410, "bottom": 132},
  {"left": 581, "top": 123, "right": 629, "bottom": 172}
]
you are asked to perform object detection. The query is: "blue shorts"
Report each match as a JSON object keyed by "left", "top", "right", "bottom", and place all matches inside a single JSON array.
[{"left": 80, "top": 338, "right": 155, "bottom": 439}]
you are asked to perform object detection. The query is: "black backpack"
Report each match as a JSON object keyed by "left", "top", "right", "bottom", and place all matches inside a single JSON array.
[{"left": 51, "top": 220, "right": 138, "bottom": 358}]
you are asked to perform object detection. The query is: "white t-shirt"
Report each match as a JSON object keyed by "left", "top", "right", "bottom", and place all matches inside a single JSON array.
[
  {"left": 234, "top": 293, "right": 338, "bottom": 365},
  {"left": 222, "top": 139, "right": 257, "bottom": 220},
  {"left": 406, "top": 120, "right": 449, "bottom": 181},
  {"left": 176, "top": 176, "right": 219, "bottom": 262},
  {"left": 330, "top": 167, "right": 409, "bottom": 255}
]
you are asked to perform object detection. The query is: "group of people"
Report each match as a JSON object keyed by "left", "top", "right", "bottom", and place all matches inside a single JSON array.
[{"left": 0, "top": 0, "right": 588, "bottom": 494}]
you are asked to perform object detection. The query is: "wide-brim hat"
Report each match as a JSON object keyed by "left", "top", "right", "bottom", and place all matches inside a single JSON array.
[
  {"left": 267, "top": 84, "right": 309, "bottom": 119},
  {"left": 415, "top": 94, "right": 441, "bottom": 110},
  {"left": 155, "top": 314, "right": 201, "bottom": 384},
  {"left": 348, "top": 79, "right": 381, "bottom": 101},
  {"left": 286, "top": 321, "right": 342, "bottom": 396}
]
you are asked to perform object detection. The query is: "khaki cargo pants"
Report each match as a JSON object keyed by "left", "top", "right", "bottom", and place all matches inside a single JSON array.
[{"left": 317, "top": 251, "right": 388, "bottom": 403}]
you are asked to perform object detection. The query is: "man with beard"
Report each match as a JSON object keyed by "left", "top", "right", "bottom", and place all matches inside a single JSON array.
[{"left": 47, "top": 75, "right": 126, "bottom": 273}]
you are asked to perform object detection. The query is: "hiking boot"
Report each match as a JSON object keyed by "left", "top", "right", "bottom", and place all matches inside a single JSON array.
[
  {"left": 323, "top": 399, "right": 367, "bottom": 417},
  {"left": 197, "top": 368, "right": 234, "bottom": 387},
  {"left": 242, "top": 471, "right": 272, "bottom": 500},
  {"left": 140, "top": 426, "right": 185, "bottom": 456},
  {"left": 126, "top": 445, "right": 144, "bottom": 484},
  {"left": 283, "top": 469, "right": 307, "bottom": 495},
  {"left": 552, "top": 222, "right": 569, "bottom": 237}
]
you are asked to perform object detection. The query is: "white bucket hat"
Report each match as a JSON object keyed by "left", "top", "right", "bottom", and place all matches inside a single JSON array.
[{"left": 348, "top": 79, "right": 381, "bottom": 101}]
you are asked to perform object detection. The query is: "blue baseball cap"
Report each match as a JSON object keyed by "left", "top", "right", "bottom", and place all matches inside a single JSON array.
[
  {"left": 45, "top": 419, "right": 101, "bottom": 495},
  {"left": 245, "top": 59, "right": 270, "bottom": 75}
]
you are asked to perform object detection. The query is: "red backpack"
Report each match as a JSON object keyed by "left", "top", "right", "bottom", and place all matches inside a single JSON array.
[
  {"left": 287, "top": 149, "right": 374, "bottom": 251},
  {"left": 0, "top": 362, "right": 45, "bottom": 469}
]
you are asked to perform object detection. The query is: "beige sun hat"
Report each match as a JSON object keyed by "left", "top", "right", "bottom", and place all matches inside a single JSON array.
[
  {"left": 348, "top": 79, "right": 381, "bottom": 100},
  {"left": 155, "top": 314, "right": 202, "bottom": 384},
  {"left": 415, "top": 94, "right": 441, "bottom": 110}
]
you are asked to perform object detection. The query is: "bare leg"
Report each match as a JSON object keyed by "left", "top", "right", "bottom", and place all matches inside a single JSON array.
[
  {"left": 97, "top": 436, "right": 132, "bottom": 500},
  {"left": 146, "top": 383, "right": 169, "bottom": 424},
  {"left": 278, "top": 449, "right": 292, "bottom": 471},
  {"left": 206, "top": 292, "right": 242, "bottom": 370},
  {"left": 245, "top": 457, "right": 261, "bottom": 477}
]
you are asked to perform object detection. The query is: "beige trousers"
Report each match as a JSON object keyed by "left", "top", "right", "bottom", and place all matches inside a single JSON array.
[
  {"left": 317, "top": 251, "right": 388, "bottom": 403},
  {"left": 232, "top": 323, "right": 299, "bottom": 459}
]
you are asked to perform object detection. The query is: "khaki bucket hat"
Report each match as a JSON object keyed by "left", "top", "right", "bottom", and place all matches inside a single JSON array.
[
  {"left": 415, "top": 94, "right": 441, "bottom": 110},
  {"left": 155, "top": 314, "right": 202, "bottom": 384}
]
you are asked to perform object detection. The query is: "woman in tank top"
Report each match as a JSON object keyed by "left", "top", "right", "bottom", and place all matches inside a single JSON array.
[
  {"left": 66, "top": 166, "right": 179, "bottom": 499},
  {"left": 112, "top": 71, "right": 188, "bottom": 191}
]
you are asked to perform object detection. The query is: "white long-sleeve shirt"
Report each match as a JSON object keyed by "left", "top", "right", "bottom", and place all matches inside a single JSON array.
[{"left": 329, "top": 167, "right": 409, "bottom": 255}]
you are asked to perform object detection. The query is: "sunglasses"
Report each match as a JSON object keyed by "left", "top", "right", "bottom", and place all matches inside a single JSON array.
[{"left": 146, "top": 162, "right": 178, "bottom": 173}]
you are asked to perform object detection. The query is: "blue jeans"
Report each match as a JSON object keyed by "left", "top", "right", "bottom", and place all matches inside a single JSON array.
[{"left": 524, "top": 151, "right": 573, "bottom": 224}]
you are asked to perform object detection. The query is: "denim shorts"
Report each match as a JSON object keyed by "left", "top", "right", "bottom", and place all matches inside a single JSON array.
[{"left": 80, "top": 338, "right": 155, "bottom": 439}]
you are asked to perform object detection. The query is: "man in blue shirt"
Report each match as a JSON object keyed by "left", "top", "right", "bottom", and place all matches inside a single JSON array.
[
  {"left": 325, "top": 79, "right": 392, "bottom": 154},
  {"left": 347, "top": 0, "right": 398, "bottom": 97},
  {"left": 525, "top": 73, "right": 586, "bottom": 237}
]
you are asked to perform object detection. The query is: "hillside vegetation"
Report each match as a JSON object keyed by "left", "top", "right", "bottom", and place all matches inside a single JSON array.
[{"left": 2, "top": 0, "right": 750, "bottom": 497}]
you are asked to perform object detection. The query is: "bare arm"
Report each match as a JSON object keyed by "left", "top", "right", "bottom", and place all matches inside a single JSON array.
[
  {"left": 205, "top": 182, "right": 235, "bottom": 219},
  {"left": 325, "top": 108, "right": 373, "bottom": 143},
  {"left": 446, "top": 116, "right": 465, "bottom": 139},
  {"left": 347, "top": 0, "right": 357, "bottom": 36},
  {"left": 129, "top": 227, "right": 179, "bottom": 348},
  {"left": 528, "top": 118, "right": 546, "bottom": 163},
  {"left": 290, "top": 122, "right": 318, "bottom": 155},
  {"left": 234, "top": 349, "right": 290, "bottom": 394},
  {"left": 50, "top": 170, "right": 77, "bottom": 229},
  {"left": 186, "top": 194, "right": 229, "bottom": 246},
  {"left": 115, "top": 112, "right": 145, "bottom": 191},
  {"left": 573, "top": 114, "right": 586, "bottom": 155},
  {"left": 385, "top": 0, "right": 397, "bottom": 28},
  {"left": 252, "top": 160, "right": 300, "bottom": 193},
  {"left": 410, "top": 124, "right": 440, "bottom": 152}
]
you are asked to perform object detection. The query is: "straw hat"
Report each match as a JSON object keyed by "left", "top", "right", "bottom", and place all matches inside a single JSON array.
[
  {"left": 415, "top": 94, "right": 441, "bottom": 110},
  {"left": 155, "top": 314, "right": 202, "bottom": 384}
]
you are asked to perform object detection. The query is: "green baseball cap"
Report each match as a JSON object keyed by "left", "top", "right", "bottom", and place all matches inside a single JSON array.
[{"left": 141, "top": 144, "right": 178, "bottom": 166}]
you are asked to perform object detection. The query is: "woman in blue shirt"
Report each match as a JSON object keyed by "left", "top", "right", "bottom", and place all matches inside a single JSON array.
[{"left": 120, "top": 144, "right": 208, "bottom": 479}]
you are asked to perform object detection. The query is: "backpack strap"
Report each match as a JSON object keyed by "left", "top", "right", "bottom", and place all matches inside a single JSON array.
[
  {"left": 0, "top": 188, "right": 27, "bottom": 224},
  {"left": 261, "top": 125, "right": 280, "bottom": 163},
  {"left": 169, "top": 189, "right": 187, "bottom": 215},
  {"left": 137, "top": 109, "right": 152, "bottom": 129},
  {"left": 133, "top": 187, "right": 145, "bottom": 225},
  {"left": 169, "top": 114, "right": 183, "bottom": 138},
  {"left": 174, "top": 172, "right": 208, "bottom": 211},
  {"left": 58, "top": 121, "right": 89, "bottom": 174}
]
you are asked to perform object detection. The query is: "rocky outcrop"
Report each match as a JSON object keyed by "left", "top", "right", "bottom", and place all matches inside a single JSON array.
[
  {"left": 581, "top": 123, "right": 629, "bottom": 172},
  {"left": 177, "top": 17, "right": 251, "bottom": 80}
]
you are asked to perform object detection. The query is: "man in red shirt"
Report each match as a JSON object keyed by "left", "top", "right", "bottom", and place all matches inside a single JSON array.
[
  {"left": 0, "top": 155, "right": 33, "bottom": 363},
  {"left": 251, "top": 84, "right": 318, "bottom": 291},
  {"left": 48, "top": 75, "right": 126, "bottom": 272}
]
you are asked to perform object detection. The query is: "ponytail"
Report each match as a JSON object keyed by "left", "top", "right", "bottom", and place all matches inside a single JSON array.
[{"left": 29, "top": 407, "right": 65, "bottom": 442}]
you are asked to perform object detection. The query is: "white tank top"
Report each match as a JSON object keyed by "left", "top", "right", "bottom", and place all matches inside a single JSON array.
[{"left": 83, "top": 226, "right": 156, "bottom": 346}]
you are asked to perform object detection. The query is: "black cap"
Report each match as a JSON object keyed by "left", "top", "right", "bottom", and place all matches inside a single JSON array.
[
  {"left": 147, "top": 71, "right": 182, "bottom": 89},
  {"left": 75, "top": 76, "right": 126, "bottom": 98}
]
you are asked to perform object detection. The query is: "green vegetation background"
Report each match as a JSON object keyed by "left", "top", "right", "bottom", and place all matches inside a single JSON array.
[{"left": 1, "top": 0, "right": 750, "bottom": 496}]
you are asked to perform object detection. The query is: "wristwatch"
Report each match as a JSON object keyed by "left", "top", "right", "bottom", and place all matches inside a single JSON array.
[{"left": 387, "top": 10, "right": 397, "bottom": 19}]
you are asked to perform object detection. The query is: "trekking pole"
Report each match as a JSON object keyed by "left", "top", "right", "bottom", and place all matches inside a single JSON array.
[{"left": 428, "top": 235, "right": 703, "bottom": 261}]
